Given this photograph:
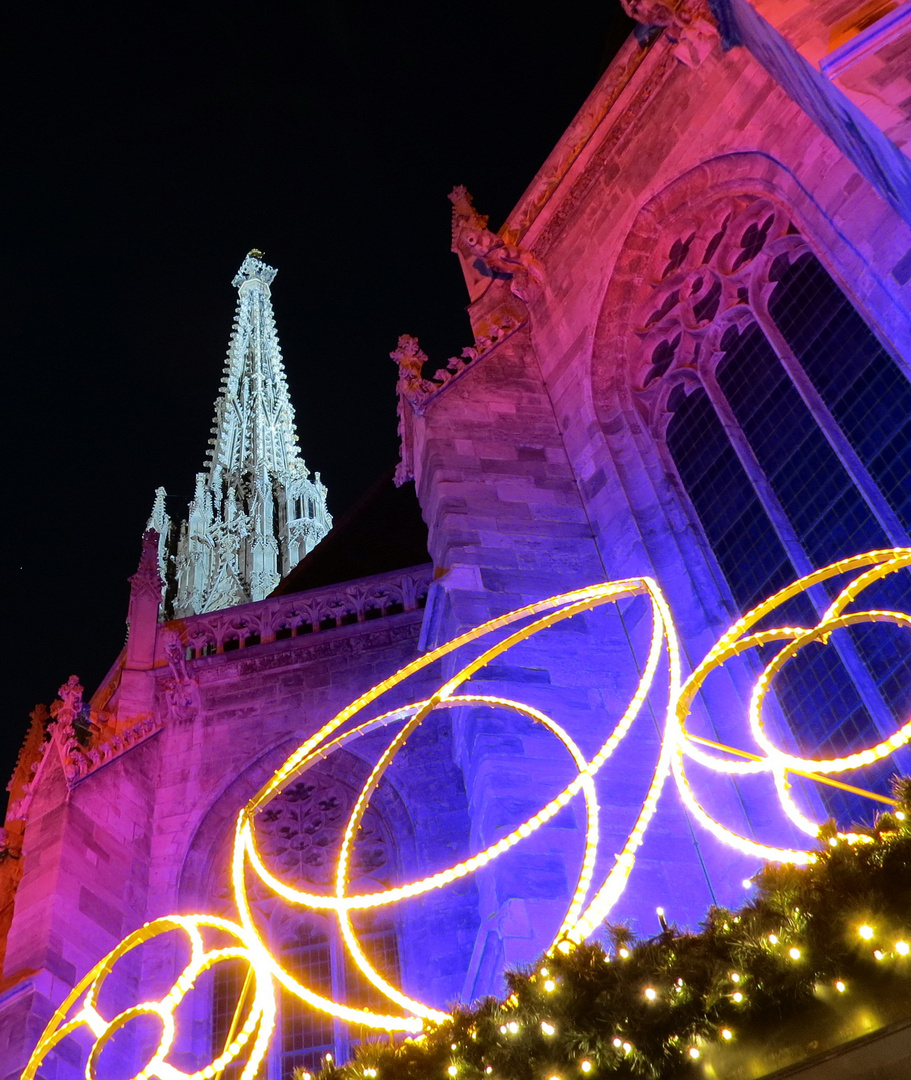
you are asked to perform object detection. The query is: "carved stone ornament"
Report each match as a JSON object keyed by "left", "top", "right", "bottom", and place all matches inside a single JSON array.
[
  {"left": 390, "top": 334, "right": 435, "bottom": 409},
  {"left": 391, "top": 334, "right": 433, "bottom": 485},
  {"left": 161, "top": 628, "right": 200, "bottom": 722},
  {"left": 621, "top": 0, "right": 719, "bottom": 67},
  {"left": 449, "top": 186, "right": 544, "bottom": 303}
]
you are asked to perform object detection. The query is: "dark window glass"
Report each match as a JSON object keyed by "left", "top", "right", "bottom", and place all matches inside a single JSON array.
[
  {"left": 211, "top": 958, "right": 250, "bottom": 1080},
  {"left": 667, "top": 386, "right": 796, "bottom": 612},
  {"left": 281, "top": 924, "right": 336, "bottom": 1074},
  {"left": 666, "top": 382, "right": 871, "bottom": 822},
  {"left": 770, "top": 252, "right": 911, "bottom": 532}
]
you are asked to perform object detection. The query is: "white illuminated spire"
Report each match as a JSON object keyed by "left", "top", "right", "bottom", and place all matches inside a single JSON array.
[{"left": 152, "top": 251, "right": 331, "bottom": 616}]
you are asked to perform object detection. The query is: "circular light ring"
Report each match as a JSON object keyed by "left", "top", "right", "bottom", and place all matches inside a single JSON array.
[
  {"left": 22, "top": 915, "right": 275, "bottom": 1080},
  {"left": 673, "top": 549, "right": 911, "bottom": 864},
  {"left": 747, "top": 611, "right": 911, "bottom": 775},
  {"left": 331, "top": 695, "right": 600, "bottom": 1015},
  {"left": 235, "top": 578, "right": 676, "bottom": 1026},
  {"left": 86, "top": 1003, "right": 174, "bottom": 1080}
]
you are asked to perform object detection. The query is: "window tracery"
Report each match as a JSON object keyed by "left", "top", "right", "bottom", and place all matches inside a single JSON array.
[
  {"left": 630, "top": 193, "right": 911, "bottom": 821},
  {"left": 212, "top": 765, "right": 401, "bottom": 1076}
]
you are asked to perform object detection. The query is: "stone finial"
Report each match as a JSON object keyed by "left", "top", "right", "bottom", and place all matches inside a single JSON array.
[
  {"left": 620, "top": 0, "right": 719, "bottom": 67},
  {"left": 391, "top": 335, "right": 435, "bottom": 408},
  {"left": 391, "top": 335, "right": 433, "bottom": 486},
  {"left": 55, "top": 676, "right": 84, "bottom": 725},
  {"left": 130, "top": 530, "right": 165, "bottom": 599},
  {"left": 231, "top": 251, "right": 278, "bottom": 288}
]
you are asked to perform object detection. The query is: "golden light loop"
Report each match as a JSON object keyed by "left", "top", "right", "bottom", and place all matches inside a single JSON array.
[{"left": 24, "top": 551, "right": 911, "bottom": 1075}]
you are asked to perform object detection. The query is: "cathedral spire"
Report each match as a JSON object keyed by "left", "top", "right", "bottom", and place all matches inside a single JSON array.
[{"left": 153, "top": 252, "right": 331, "bottom": 617}]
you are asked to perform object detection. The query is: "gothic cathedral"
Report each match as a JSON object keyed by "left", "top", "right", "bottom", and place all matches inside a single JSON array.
[{"left": 4, "top": 4, "right": 911, "bottom": 1078}]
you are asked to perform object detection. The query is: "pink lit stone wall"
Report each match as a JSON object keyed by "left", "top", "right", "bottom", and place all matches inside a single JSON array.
[
  {"left": 0, "top": 611, "right": 479, "bottom": 1079},
  {"left": 408, "top": 20, "right": 911, "bottom": 990},
  {"left": 7, "top": 9, "right": 911, "bottom": 1077}
]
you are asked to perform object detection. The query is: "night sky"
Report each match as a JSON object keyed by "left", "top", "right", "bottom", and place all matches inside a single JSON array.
[{"left": 6, "top": 2, "right": 634, "bottom": 784}]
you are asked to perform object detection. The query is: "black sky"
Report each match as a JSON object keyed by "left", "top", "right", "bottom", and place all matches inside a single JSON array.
[{"left": 5, "top": 1, "right": 634, "bottom": 783}]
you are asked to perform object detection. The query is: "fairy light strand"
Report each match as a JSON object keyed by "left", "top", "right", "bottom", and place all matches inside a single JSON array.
[{"left": 22, "top": 549, "right": 911, "bottom": 1076}]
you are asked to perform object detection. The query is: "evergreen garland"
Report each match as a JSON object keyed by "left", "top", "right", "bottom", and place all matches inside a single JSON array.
[{"left": 298, "top": 781, "right": 911, "bottom": 1080}]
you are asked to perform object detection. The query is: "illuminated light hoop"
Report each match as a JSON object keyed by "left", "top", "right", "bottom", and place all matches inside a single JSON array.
[
  {"left": 673, "top": 548, "right": 911, "bottom": 864},
  {"left": 236, "top": 577, "right": 676, "bottom": 1026},
  {"left": 21, "top": 914, "right": 275, "bottom": 1080},
  {"left": 235, "top": 694, "right": 598, "bottom": 1027},
  {"left": 24, "top": 551, "right": 911, "bottom": 1074},
  {"left": 247, "top": 580, "right": 644, "bottom": 813},
  {"left": 332, "top": 695, "right": 600, "bottom": 1016}
]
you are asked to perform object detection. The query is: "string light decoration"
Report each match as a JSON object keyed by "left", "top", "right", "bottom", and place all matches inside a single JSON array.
[
  {"left": 22, "top": 915, "right": 276, "bottom": 1080},
  {"left": 22, "top": 549, "right": 911, "bottom": 1078}
]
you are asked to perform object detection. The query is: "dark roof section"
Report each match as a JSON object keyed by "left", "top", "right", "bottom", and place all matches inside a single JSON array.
[{"left": 272, "top": 469, "right": 431, "bottom": 596}]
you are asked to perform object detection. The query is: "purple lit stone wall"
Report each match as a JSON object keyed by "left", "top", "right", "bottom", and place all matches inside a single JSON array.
[
  {"left": 5, "top": 8, "right": 911, "bottom": 1077},
  {"left": 0, "top": 611, "right": 479, "bottom": 1079}
]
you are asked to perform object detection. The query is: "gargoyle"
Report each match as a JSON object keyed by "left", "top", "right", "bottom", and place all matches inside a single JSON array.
[
  {"left": 621, "top": 0, "right": 719, "bottom": 66},
  {"left": 449, "top": 187, "right": 544, "bottom": 304}
]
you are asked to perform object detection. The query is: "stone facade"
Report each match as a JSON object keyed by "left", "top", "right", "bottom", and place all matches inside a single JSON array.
[{"left": 5, "top": 3, "right": 911, "bottom": 1077}]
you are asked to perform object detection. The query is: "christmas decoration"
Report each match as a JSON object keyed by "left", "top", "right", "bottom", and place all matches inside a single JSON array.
[
  {"left": 22, "top": 550, "right": 911, "bottom": 1079},
  {"left": 308, "top": 779, "right": 911, "bottom": 1080}
]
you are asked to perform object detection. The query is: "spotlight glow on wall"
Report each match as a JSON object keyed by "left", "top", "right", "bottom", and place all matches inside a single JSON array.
[{"left": 22, "top": 549, "right": 911, "bottom": 1078}]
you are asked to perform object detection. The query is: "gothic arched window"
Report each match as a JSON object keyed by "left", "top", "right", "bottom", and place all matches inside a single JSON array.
[
  {"left": 634, "top": 196, "right": 911, "bottom": 822},
  {"left": 212, "top": 766, "right": 402, "bottom": 1077}
]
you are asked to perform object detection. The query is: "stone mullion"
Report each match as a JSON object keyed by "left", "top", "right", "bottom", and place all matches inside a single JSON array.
[
  {"left": 700, "top": 349, "right": 898, "bottom": 740},
  {"left": 751, "top": 294, "right": 911, "bottom": 547}
]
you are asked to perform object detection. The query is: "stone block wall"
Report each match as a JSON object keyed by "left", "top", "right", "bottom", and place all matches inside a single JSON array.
[
  {"left": 407, "top": 17, "right": 911, "bottom": 991},
  {"left": 2, "top": 609, "right": 480, "bottom": 1077}
]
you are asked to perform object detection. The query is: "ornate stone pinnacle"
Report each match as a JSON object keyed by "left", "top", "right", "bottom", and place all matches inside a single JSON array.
[
  {"left": 448, "top": 186, "right": 489, "bottom": 249},
  {"left": 231, "top": 251, "right": 277, "bottom": 289},
  {"left": 150, "top": 254, "right": 332, "bottom": 616},
  {"left": 390, "top": 334, "right": 428, "bottom": 372}
]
